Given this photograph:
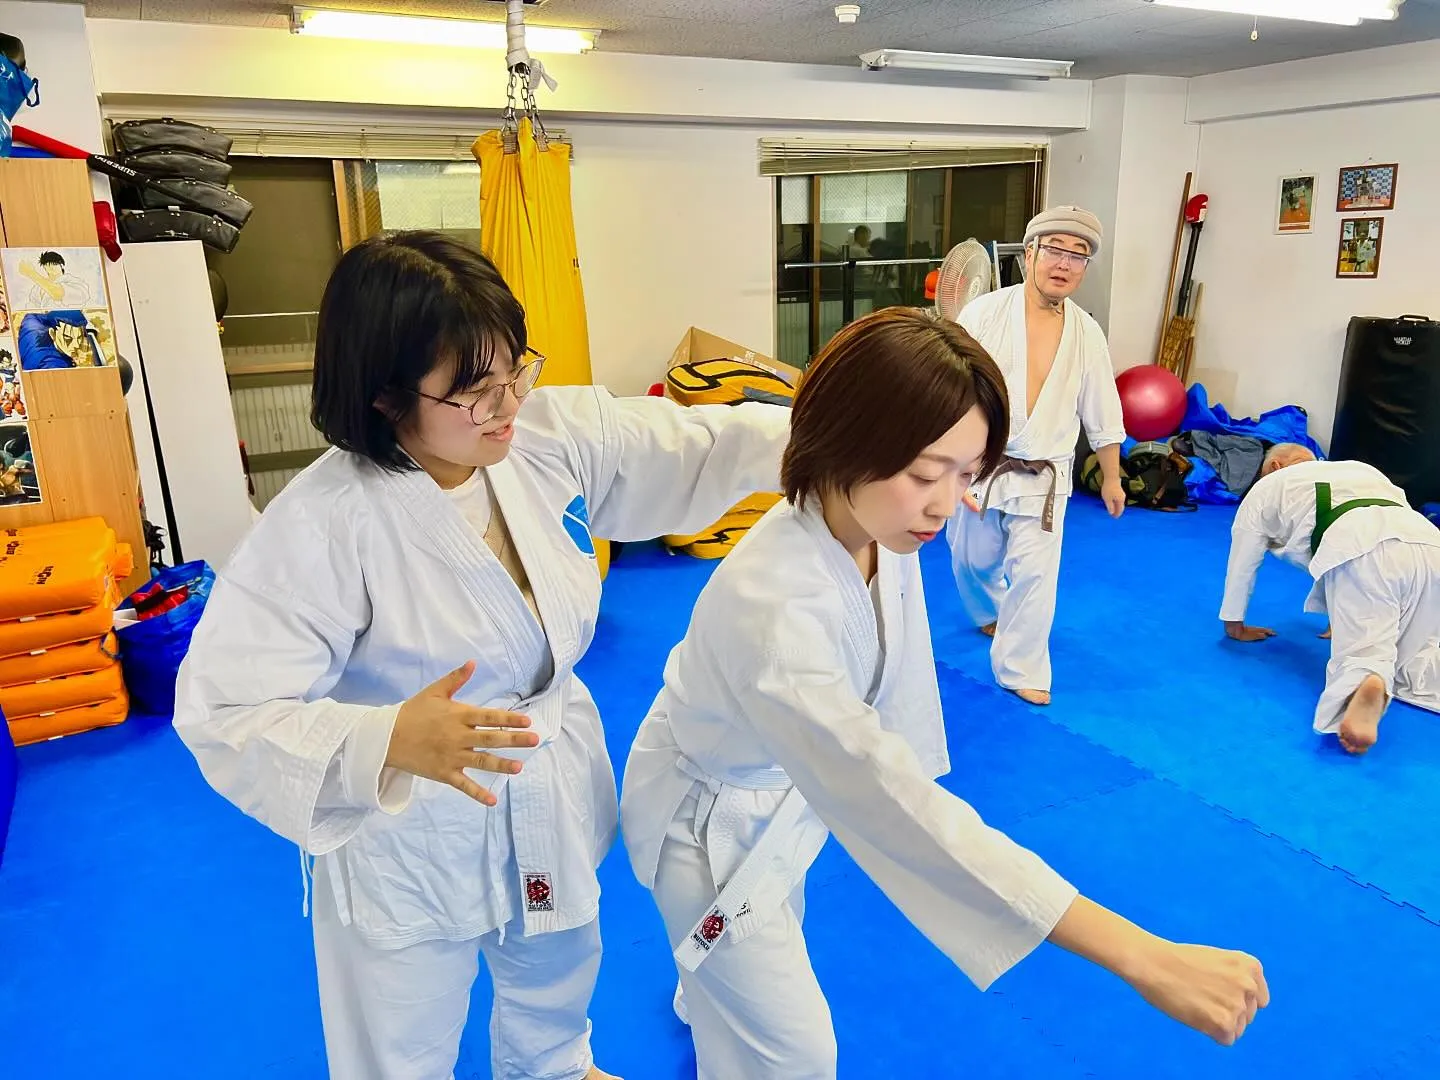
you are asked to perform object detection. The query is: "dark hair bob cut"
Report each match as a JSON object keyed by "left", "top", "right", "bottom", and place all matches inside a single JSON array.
[
  {"left": 781, "top": 306, "right": 1010, "bottom": 509},
  {"left": 310, "top": 230, "right": 527, "bottom": 471}
]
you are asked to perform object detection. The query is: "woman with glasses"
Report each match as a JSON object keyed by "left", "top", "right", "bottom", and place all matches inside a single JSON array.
[
  {"left": 172, "top": 231, "right": 791, "bottom": 1080},
  {"left": 944, "top": 206, "right": 1129, "bottom": 707}
]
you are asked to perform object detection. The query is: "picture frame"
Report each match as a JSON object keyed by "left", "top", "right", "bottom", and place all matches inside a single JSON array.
[
  {"left": 1275, "top": 174, "right": 1316, "bottom": 234},
  {"left": 1336, "top": 216, "right": 1383, "bottom": 279},
  {"left": 1336, "top": 163, "right": 1398, "bottom": 212}
]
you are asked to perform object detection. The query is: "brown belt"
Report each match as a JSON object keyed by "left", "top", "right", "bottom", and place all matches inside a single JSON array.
[{"left": 980, "top": 457, "right": 1059, "bottom": 532}]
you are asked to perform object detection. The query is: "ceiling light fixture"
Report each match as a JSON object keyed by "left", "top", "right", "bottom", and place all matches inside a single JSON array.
[
  {"left": 291, "top": 7, "right": 600, "bottom": 53},
  {"left": 1146, "top": 0, "right": 1402, "bottom": 27},
  {"left": 859, "top": 49, "right": 1073, "bottom": 79}
]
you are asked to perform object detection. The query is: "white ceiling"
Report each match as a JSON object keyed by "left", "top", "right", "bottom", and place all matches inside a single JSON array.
[{"left": 76, "top": 0, "right": 1440, "bottom": 78}]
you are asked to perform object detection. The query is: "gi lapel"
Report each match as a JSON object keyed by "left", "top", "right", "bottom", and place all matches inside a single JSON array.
[
  {"left": 869, "top": 547, "right": 906, "bottom": 707},
  {"left": 485, "top": 456, "right": 586, "bottom": 676},
  {"left": 374, "top": 462, "right": 549, "bottom": 686},
  {"left": 797, "top": 505, "right": 880, "bottom": 697}
]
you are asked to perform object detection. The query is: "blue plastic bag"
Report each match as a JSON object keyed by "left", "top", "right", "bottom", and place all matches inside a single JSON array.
[{"left": 116, "top": 561, "right": 215, "bottom": 717}]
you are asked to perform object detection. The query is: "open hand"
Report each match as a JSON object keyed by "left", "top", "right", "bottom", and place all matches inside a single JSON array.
[
  {"left": 1101, "top": 477, "right": 1127, "bottom": 519},
  {"left": 384, "top": 662, "right": 540, "bottom": 806},
  {"left": 1129, "top": 941, "right": 1269, "bottom": 1046},
  {"left": 1225, "top": 621, "right": 1276, "bottom": 643}
]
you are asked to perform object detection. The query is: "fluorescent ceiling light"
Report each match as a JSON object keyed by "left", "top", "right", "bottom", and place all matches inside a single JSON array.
[
  {"left": 858, "top": 49, "right": 1073, "bottom": 79},
  {"left": 1147, "top": 0, "right": 1401, "bottom": 26},
  {"left": 859, "top": 50, "right": 1073, "bottom": 79},
  {"left": 292, "top": 8, "right": 599, "bottom": 53}
]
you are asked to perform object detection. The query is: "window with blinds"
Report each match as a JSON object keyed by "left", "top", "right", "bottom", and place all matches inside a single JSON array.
[{"left": 771, "top": 140, "right": 1046, "bottom": 369}]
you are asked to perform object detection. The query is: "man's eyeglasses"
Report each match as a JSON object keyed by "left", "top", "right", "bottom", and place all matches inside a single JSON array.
[
  {"left": 1036, "top": 243, "right": 1092, "bottom": 269},
  {"left": 410, "top": 349, "right": 546, "bottom": 426}
]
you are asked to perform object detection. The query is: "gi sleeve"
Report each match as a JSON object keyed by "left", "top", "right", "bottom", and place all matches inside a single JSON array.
[
  {"left": 735, "top": 617, "right": 1079, "bottom": 991},
  {"left": 1219, "top": 504, "right": 1272, "bottom": 624},
  {"left": 577, "top": 387, "right": 791, "bottom": 542},
  {"left": 173, "top": 507, "right": 412, "bottom": 856},
  {"left": 1079, "top": 326, "right": 1127, "bottom": 451}
]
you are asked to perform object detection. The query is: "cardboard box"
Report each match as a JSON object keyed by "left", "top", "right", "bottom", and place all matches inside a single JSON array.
[{"left": 665, "top": 327, "right": 802, "bottom": 389}]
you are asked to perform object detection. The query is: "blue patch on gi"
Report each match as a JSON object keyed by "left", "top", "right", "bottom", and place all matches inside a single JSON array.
[{"left": 562, "top": 494, "right": 596, "bottom": 557}]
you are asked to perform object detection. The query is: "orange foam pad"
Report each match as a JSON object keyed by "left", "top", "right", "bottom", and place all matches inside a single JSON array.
[
  {"left": 0, "top": 662, "right": 126, "bottom": 720},
  {"left": 7, "top": 691, "right": 129, "bottom": 746},
  {"left": 0, "top": 632, "right": 118, "bottom": 686},
  {"left": 0, "top": 550, "right": 121, "bottom": 621},
  {"left": 0, "top": 583, "right": 121, "bottom": 656},
  {"left": 0, "top": 517, "right": 134, "bottom": 581}
]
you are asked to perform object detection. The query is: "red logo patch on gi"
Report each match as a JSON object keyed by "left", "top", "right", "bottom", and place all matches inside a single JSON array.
[
  {"left": 691, "top": 907, "right": 727, "bottom": 952},
  {"left": 524, "top": 872, "right": 554, "bottom": 912}
]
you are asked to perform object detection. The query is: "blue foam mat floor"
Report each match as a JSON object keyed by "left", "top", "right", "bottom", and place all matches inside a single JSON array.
[{"left": 2, "top": 496, "right": 1438, "bottom": 1078}]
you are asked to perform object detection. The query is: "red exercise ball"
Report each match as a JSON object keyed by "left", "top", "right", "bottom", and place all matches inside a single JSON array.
[{"left": 1115, "top": 365, "right": 1187, "bottom": 442}]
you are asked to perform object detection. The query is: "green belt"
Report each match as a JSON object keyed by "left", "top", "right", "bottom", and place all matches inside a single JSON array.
[{"left": 1310, "top": 481, "right": 1401, "bottom": 555}]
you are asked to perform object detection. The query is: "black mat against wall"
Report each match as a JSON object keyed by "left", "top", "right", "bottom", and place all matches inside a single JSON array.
[{"left": 1331, "top": 314, "right": 1440, "bottom": 508}]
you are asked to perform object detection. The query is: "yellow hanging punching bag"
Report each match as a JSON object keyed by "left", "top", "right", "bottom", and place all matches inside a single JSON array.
[{"left": 474, "top": 118, "right": 592, "bottom": 388}]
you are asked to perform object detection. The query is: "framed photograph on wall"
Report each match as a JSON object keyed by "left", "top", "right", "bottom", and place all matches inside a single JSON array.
[
  {"left": 1275, "top": 174, "right": 1316, "bottom": 233},
  {"left": 1336, "top": 163, "right": 1398, "bottom": 212},
  {"left": 1336, "top": 216, "right": 1384, "bottom": 279}
]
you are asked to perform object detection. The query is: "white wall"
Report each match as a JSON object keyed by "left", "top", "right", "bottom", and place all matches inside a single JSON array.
[
  {"left": 1049, "top": 76, "right": 1200, "bottom": 371},
  {"left": 568, "top": 121, "right": 775, "bottom": 393},
  {"left": 87, "top": 18, "right": 1091, "bottom": 134},
  {"left": 1188, "top": 39, "right": 1440, "bottom": 123},
  {"left": 573, "top": 119, "right": 1063, "bottom": 393},
  {"left": 1108, "top": 77, "right": 1200, "bottom": 372},
  {"left": 83, "top": 17, "right": 1077, "bottom": 395},
  {"left": 1048, "top": 77, "right": 1126, "bottom": 330},
  {"left": 1190, "top": 95, "right": 1439, "bottom": 449}
]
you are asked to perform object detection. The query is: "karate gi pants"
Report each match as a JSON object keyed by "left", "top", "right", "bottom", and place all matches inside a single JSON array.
[
  {"left": 947, "top": 498, "right": 1068, "bottom": 693},
  {"left": 311, "top": 856, "right": 601, "bottom": 1080},
  {"left": 1316, "top": 539, "right": 1440, "bottom": 732},
  {"left": 651, "top": 790, "right": 834, "bottom": 1080}
]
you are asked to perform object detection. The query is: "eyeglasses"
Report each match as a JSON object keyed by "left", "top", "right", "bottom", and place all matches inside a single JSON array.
[
  {"left": 410, "top": 349, "right": 546, "bottom": 426},
  {"left": 1036, "top": 243, "right": 1092, "bottom": 269}
]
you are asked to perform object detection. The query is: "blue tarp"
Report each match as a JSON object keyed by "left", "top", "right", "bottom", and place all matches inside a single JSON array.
[{"left": 1176, "top": 384, "right": 1324, "bottom": 504}]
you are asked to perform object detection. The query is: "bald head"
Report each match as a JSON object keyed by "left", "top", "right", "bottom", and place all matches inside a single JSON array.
[{"left": 1261, "top": 443, "right": 1317, "bottom": 477}]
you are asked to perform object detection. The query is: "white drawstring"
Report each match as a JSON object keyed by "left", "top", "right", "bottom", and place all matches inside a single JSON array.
[{"left": 299, "top": 846, "right": 314, "bottom": 918}]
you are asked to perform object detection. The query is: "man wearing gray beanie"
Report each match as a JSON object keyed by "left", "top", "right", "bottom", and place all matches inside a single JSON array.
[{"left": 944, "top": 206, "right": 1127, "bottom": 705}]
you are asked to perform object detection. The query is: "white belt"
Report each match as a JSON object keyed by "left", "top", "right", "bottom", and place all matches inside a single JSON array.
[{"left": 673, "top": 782, "right": 829, "bottom": 971}]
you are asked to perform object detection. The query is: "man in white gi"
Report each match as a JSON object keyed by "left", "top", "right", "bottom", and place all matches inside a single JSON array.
[
  {"left": 1220, "top": 445, "right": 1440, "bottom": 753},
  {"left": 945, "top": 207, "right": 1128, "bottom": 705}
]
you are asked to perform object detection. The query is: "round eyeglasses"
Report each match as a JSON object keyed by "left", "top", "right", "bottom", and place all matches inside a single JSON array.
[{"left": 410, "top": 350, "right": 546, "bottom": 426}]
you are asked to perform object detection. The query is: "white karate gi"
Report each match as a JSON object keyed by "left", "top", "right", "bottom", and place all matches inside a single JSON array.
[
  {"left": 173, "top": 385, "right": 790, "bottom": 1080},
  {"left": 622, "top": 501, "right": 1079, "bottom": 1080},
  {"left": 1219, "top": 459, "right": 1440, "bottom": 732},
  {"left": 944, "top": 284, "right": 1125, "bottom": 692}
]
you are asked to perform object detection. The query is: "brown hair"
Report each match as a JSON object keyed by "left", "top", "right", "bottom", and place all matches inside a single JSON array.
[{"left": 781, "top": 307, "right": 1009, "bottom": 509}]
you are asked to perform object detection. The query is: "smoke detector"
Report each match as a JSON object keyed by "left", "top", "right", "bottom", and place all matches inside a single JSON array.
[{"left": 835, "top": 5, "right": 861, "bottom": 24}]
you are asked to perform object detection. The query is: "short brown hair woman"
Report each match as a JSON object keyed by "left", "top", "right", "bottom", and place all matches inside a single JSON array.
[{"left": 620, "top": 307, "right": 1267, "bottom": 1078}]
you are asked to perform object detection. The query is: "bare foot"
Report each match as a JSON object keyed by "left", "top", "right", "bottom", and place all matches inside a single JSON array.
[
  {"left": 1015, "top": 688, "right": 1051, "bottom": 706},
  {"left": 980, "top": 622, "right": 997, "bottom": 638},
  {"left": 1337, "top": 674, "right": 1386, "bottom": 755},
  {"left": 584, "top": 1068, "right": 623, "bottom": 1080}
]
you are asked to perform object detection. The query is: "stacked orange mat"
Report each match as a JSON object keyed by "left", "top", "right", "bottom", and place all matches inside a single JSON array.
[{"left": 0, "top": 518, "right": 135, "bottom": 746}]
